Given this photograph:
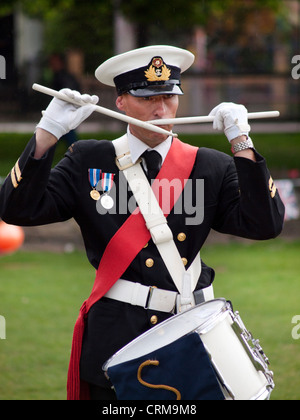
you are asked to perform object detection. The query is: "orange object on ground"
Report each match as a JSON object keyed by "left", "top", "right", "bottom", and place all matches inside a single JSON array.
[{"left": 0, "top": 221, "right": 25, "bottom": 254}]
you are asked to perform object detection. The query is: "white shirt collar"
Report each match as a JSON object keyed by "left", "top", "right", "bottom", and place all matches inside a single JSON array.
[{"left": 127, "top": 126, "right": 172, "bottom": 165}]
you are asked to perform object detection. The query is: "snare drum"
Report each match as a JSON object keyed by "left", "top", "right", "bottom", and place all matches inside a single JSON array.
[{"left": 103, "top": 298, "right": 274, "bottom": 400}]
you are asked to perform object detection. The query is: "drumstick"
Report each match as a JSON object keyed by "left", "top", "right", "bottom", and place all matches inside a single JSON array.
[
  {"left": 32, "top": 83, "right": 177, "bottom": 138},
  {"left": 148, "top": 111, "right": 280, "bottom": 126}
]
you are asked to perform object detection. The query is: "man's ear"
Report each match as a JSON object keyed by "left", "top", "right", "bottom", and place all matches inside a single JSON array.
[{"left": 116, "top": 95, "right": 124, "bottom": 111}]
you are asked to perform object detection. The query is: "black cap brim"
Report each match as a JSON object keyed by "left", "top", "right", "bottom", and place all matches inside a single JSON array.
[{"left": 128, "top": 84, "right": 183, "bottom": 97}]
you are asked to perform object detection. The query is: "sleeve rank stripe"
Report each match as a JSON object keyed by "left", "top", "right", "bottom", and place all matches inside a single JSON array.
[
  {"left": 10, "top": 159, "right": 22, "bottom": 188},
  {"left": 14, "top": 159, "right": 22, "bottom": 183},
  {"left": 10, "top": 167, "right": 18, "bottom": 188}
]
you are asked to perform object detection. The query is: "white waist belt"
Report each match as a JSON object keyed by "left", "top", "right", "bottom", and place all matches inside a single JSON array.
[{"left": 104, "top": 279, "right": 214, "bottom": 314}]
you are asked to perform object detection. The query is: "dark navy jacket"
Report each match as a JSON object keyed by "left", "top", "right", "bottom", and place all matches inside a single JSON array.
[{"left": 0, "top": 135, "right": 285, "bottom": 386}]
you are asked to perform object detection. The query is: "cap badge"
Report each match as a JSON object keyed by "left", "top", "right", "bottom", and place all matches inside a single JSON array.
[{"left": 144, "top": 57, "right": 171, "bottom": 82}]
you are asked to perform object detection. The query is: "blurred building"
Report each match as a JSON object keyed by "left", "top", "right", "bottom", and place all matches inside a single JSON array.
[{"left": 0, "top": 7, "right": 43, "bottom": 118}]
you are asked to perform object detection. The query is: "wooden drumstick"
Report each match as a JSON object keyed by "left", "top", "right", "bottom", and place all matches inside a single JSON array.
[
  {"left": 148, "top": 111, "right": 280, "bottom": 126},
  {"left": 32, "top": 83, "right": 177, "bottom": 138}
]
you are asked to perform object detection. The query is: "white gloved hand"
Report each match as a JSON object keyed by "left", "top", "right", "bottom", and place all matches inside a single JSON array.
[
  {"left": 36, "top": 89, "right": 99, "bottom": 139},
  {"left": 209, "top": 102, "right": 251, "bottom": 142}
]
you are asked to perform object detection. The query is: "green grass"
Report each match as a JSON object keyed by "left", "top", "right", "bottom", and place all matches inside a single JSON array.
[
  {"left": 0, "top": 239, "right": 299, "bottom": 400},
  {"left": 0, "top": 250, "right": 94, "bottom": 400},
  {"left": 202, "top": 239, "right": 300, "bottom": 401}
]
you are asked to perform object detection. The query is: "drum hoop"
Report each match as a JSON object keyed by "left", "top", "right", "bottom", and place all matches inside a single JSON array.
[
  {"left": 195, "top": 301, "right": 231, "bottom": 335},
  {"left": 103, "top": 298, "right": 228, "bottom": 371}
]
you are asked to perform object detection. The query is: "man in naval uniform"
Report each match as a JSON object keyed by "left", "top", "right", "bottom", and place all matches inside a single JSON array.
[{"left": 0, "top": 46, "right": 284, "bottom": 400}]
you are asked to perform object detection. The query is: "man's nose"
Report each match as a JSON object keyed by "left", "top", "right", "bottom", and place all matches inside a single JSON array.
[{"left": 153, "top": 98, "right": 167, "bottom": 117}]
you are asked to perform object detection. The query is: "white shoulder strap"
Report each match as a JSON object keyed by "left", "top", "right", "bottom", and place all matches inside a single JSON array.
[{"left": 112, "top": 135, "right": 212, "bottom": 311}]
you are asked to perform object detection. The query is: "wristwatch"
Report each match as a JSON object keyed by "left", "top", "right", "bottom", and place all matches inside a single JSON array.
[{"left": 231, "top": 138, "right": 254, "bottom": 154}]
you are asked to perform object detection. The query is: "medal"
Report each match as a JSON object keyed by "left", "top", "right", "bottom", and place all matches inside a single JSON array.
[
  {"left": 100, "top": 194, "right": 114, "bottom": 209},
  {"left": 90, "top": 189, "right": 100, "bottom": 201},
  {"left": 99, "top": 171, "right": 115, "bottom": 209},
  {"left": 88, "top": 168, "right": 115, "bottom": 207},
  {"left": 88, "top": 168, "right": 101, "bottom": 200}
]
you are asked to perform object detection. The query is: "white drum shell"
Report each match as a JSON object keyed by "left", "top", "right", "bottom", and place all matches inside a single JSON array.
[{"left": 199, "top": 311, "right": 269, "bottom": 400}]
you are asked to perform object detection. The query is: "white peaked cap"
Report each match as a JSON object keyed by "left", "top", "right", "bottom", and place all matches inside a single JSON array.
[{"left": 95, "top": 45, "right": 195, "bottom": 97}]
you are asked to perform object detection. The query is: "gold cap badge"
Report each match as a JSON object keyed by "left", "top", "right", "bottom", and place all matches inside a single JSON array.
[{"left": 144, "top": 57, "right": 171, "bottom": 82}]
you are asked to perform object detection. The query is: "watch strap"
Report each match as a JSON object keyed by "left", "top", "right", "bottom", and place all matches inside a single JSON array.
[{"left": 231, "top": 138, "right": 254, "bottom": 154}]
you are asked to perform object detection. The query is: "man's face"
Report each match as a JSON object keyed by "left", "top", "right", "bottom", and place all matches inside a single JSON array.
[{"left": 116, "top": 93, "right": 179, "bottom": 147}]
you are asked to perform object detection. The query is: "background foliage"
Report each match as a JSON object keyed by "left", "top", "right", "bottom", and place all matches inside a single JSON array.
[{"left": 0, "top": 0, "right": 294, "bottom": 73}]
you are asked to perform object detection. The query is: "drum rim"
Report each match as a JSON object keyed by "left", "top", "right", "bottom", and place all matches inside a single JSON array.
[
  {"left": 103, "top": 298, "right": 228, "bottom": 371},
  {"left": 196, "top": 299, "right": 231, "bottom": 335}
]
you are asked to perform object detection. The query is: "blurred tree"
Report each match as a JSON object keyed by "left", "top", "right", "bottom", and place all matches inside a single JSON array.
[
  {"left": 0, "top": 0, "right": 114, "bottom": 73},
  {"left": 42, "top": 3, "right": 114, "bottom": 73},
  {"left": 202, "top": 0, "right": 294, "bottom": 73},
  {"left": 119, "top": 0, "right": 285, "bottom": 46},
  {"left": 0, "top": 0, "right": 295, "bottom": 74}
]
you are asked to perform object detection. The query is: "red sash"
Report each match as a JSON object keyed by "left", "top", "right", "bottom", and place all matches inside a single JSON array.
[{"left": 67, "top": 138, "right": 198, "bottom": 399}]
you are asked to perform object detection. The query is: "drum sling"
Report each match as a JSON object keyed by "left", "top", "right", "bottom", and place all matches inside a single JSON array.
[{"left": 67, "top": 137, "right": 198, "bottom": 400}]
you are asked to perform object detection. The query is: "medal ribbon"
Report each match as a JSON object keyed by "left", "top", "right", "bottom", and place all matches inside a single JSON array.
[
  {"left": 88, "top": 168, "right": 101, "bottom": 189},
  {"left": 101, "top": 172, "right": 115, "bottom": 193}
]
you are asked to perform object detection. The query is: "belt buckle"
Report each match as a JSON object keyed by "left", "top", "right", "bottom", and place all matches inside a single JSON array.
[
  {"left": 115, "top": 154, "right": 142, "bottom": 171},
  {"left": 145, "top": 286, "right": 177, "bottom": 314},
  {"left": 144, "top": 285, "right": 157, "bottom": 310}
]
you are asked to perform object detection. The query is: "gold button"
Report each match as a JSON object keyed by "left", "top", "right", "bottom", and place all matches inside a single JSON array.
[
  {"left": 177, "top": 232, "right": 186, "bottom": 242},
  {"left": 143, "top": 242, "right": 149, "bottom": 248},
  {"left": 182, "top": 257, "right": 188, "bottom": 266},
  {"left": 145, "top": 258, "right": 154, "bottom": 268},
  {"left": 150, "top": 315, "right": 158, "bottom": 325}
]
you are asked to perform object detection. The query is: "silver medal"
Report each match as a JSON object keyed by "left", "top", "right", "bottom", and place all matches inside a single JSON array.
[{"left": 100, "top": 194, "right": 114, "bottom": 210}]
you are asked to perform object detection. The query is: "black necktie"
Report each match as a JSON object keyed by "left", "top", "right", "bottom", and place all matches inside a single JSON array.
[{"left": 142, "top": 150, "right": 162, "bottom": 182}]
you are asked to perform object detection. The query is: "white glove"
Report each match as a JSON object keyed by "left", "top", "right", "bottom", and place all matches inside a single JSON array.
[
  {"left": 36, "top": 89, "right": 99, "bottom": 139},
  {"left": 209, "top": 102, "right": 251, "bottom": 142}
]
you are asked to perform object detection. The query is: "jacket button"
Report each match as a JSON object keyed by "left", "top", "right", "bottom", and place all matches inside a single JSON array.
[
  {"left": 181, "top": 257, "right": 188, "bottom": 266},
  {"left": 145, "top": 258, "right": 154, "bottom": 268},
  {"left": 177, "top": 232, "right": 186, "bottom": 242},
  {"left": 150, "top": 315, "right": 158, "bottom": 325}
]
